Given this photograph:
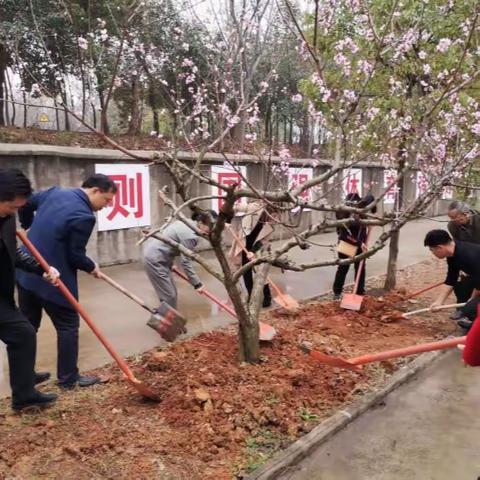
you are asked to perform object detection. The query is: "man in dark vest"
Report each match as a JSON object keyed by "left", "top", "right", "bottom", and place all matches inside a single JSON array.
[
  {"left": 17, "top": 174, "right": 117, "bottom": 389},
  {"left": 0, "top": 168, "right": 58, "bottom": 410}
]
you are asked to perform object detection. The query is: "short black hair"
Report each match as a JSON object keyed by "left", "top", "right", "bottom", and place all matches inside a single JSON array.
[
  {"left": 82, "top": 174, "right": 117, "bottom": 193},
  {"left": 358, "top": 193, "right": 378, "bottom": 214},
  {"left": 424, "top": 229, "right": 452, "bottom": 247},
  {"left": 192, "top": 209, "right": 218, "bottom": 224},
  {"left": 345, "top": 192, "right": 361, "bottom": 205},
  {"left": 0, "top": 168, "right": 33, "bottom": 201}
]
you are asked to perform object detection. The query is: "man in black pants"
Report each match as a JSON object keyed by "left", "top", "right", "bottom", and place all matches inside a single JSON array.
[
  {"left": 0, "top": 169, "right": 58, "bottom": 410},
  {"left": 446, "top": 200, "right": 480, "bottom": 319},
  {"left": 425, "top": 229, "right": 480, "bottom": 330},
  {"left": 17, "top": 174, "right": 116, "bottom": 389},
  {"left": 241, "top": 212, "right": 272, "bottom": 308}
]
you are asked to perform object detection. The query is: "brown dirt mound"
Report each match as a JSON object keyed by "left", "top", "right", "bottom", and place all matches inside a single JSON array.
[{"left": 0, "top": 291, "right": 457, "bottom": 479}]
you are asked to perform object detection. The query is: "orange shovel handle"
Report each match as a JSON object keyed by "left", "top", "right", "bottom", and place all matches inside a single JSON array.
[
  {"left": 171, "top": 266, "right": 237, "bottom": 318},
  {"left": 350, "top": 336, "right": 466, "bottom": 365},
  {"left": 16, "top": 230, "right": 137, "bottom": 383}
]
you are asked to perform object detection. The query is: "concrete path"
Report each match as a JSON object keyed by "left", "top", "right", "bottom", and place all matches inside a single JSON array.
[
  {"left": 278, "top": 351, "right": 480, "bottom": 480},
  {"left": 0, "top": 216, "right": 447, "bottom": 397}
]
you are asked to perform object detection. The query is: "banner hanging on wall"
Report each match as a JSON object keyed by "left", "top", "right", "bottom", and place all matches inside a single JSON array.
[
  {"left": 95, "top": 164, "right": 151, "bottom": 232},
  {"left": 342, "top": 168, "right": 363, "bottom": 197},
  {"left": 211, "top": 165, "right": 247, "bottom": 213}
]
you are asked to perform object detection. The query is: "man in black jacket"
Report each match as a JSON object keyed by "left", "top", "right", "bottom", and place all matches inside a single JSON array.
[
  {"left": 425, "top": 229, "right": 480, "bottom": 330},
  {"left": 447, "top": 201, "right": 480, "bottom": 318},
  {"left": 0, "top": 168, "right": 58, "bottom": 410}
]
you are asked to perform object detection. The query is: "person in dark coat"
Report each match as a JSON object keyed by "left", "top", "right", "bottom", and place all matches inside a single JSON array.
[
  {"left": 0, "top": 168, "right": 59, "bottom": 410},
  {"left": 17, "top": 174, "right": 117, "bottom": 389},
  {"left": 446, "top": 201, "right": 480, "bottom": 319},
  {"left": 332, "top": 193, "right": 375, "bottom": 300}
]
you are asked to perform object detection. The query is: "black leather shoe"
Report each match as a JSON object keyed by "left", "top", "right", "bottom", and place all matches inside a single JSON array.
[
  {"left": 78, "top": 375, "right": 100, "bottom": 388},
  {"left": 450, "top": 309, "right": 464, "bottom": 320},
  {"left": 34, "top": 371, "right": 51, "bottom": 385},
  {"left": 457, "top": 318, "right": 473, "bottom": 331},
  {"left": 12, "top": 391, "right": 58, "bottom": 411}
]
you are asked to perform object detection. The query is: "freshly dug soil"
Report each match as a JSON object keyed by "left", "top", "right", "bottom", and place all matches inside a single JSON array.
[{"left": 0, "top": 261, "right": 460, "bottom": 479}]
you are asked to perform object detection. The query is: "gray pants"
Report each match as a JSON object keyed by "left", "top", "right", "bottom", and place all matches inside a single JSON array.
[{"left": 144, "top": 259, "right": 178, "bottom": 309}]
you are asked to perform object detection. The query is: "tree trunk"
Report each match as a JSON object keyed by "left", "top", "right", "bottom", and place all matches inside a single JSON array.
[
  {"left": 99, "top": 93, "right": 109, "bottom": 135},
  {"left": 6, "top": 71, "right": 15, "bottom": 125},
  {"left": 22, "top": 89, "right": 27, "bottom": 128},
  {"left": 0, "top": 43, "right": 7, "bottom": 126},
  {"left": 384, "top": 229, "right": 399, "bottom": 290},
  {"left": 299, "top": 110, "right": 310, "bottom": 152},
  {"left": 128, "top": 77, "right": 141, "bottom": 135},
  {"left": 210, "top": 232, "right": 260, "bottom": 363},
  {"left": 384, "top": 159, "right": 405, "bottom": 291}
]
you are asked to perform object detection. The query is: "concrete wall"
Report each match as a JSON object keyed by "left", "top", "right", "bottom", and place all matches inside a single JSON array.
[{"left": 0, "top": 144, "right": 452, "bottom": 266}]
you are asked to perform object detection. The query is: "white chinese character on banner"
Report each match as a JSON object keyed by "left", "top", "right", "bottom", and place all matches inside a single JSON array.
[
  {"left": 211, "top": 165, "right": 247, "bottom": 213},
  {"left": 95, "top": 164, "right": 151, "bottom": 231}
]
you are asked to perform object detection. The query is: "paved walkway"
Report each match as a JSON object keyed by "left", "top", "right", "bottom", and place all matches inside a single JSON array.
[
  {"left": 0, "top": 216, "right": 447, "bottom": 396},
  {"left": 278, "top": 351, "right": 480, "bottom": 480}
]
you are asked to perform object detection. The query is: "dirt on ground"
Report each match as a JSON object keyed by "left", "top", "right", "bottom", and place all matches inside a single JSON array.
[
  {"left": 0, "top": 260, "right": 461, "bottom": 479},
  {"left": 0, "top": 126, "right": 309, "bottom": 157}
]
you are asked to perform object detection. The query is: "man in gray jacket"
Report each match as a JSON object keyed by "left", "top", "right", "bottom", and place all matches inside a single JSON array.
[{"left": 142, "top": 211, "right": 216, "bottom": 309}]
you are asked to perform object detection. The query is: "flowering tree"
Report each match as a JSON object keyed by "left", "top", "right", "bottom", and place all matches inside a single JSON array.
[
  {"left": 286, "top": 0, "right": 480, "bottom": 289},
  {"left": 2, "top": 0, "right": 480, "bottom": 363}
]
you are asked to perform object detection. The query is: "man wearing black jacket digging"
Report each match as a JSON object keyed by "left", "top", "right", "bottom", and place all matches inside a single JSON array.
[
  {"left": 0, "top": 169, "right": 59, "bottom": 411},
  {"left": 425, "top": 229, "right": 480, "bottom": 331}
]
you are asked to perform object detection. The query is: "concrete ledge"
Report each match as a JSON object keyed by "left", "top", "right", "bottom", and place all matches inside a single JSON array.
[{"left": 246, "top": 348, "right": 449, "bottom": 480}]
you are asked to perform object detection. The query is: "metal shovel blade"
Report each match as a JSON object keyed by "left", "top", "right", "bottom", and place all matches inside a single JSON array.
[
  {"left": 147, "top": 302, "right": 187, "bottom": 342},
  {"left": 340, "top": 293, "right": 364, "bottom": 311},
  {"left": 300, "top": 342, "right": 361, "bottom": 371}
]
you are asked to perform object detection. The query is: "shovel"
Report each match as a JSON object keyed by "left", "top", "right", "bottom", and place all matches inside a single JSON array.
[
  {"left": 172, "top": 266, "right": 277, "bottom": 341},
  {"left": 16, "top": 230, "right": 160, "bottom": 402},
  {"left": 98, "top": 272, "right": 187, "bottom": 342},
  {"left": 402, "top": 302, "right": 466, "bottom": 318},
  {"left": 301, "top": 335, "right": 466, "bottom": 370},
  {"left": 340, "top": 228, "right": 372, "bottom": 311},
  {"left": 226, "top": 225, "right": 299, "bottom": 311},
  {"left": 405, "top": 281, "right": 444, "bottom": 300}
]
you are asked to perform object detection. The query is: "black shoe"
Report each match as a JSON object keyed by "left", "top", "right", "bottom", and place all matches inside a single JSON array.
[
  {"left": 58, "top": 375, "right": 100, "bottom": 390},
  {"left": 12, "top": 390, "right": 58, "bottom": 411},
  {"left": 34, "top": 371, "right": 51, "bottom": 385},
  {"left": 78, "top": 375, "right": 100, "bottom": 388},
  {"left": 457, "top": 318, "right": 473, "bottom": 331},
  {"left": 450, "top": 310, "right": 464, "bottom": 320},
  {"left": 262, "top": 299, "right": 272, "bottom": 308}
]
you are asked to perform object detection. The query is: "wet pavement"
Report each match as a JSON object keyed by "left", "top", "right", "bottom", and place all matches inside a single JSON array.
[
  {"left": 278, "top": 351, "right": 480, "bottom": 480},
  {"left": 0, "top": 217, "right": 447, "bottom": 397}
]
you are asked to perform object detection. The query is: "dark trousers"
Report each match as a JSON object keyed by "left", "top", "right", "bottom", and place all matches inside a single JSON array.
[
  {"left": 242, "top": 251, "right": 272, "bottom": 307},
  {"left": 454, "top": 275, "right": 476, "bottom": 304},
  {"left": 0, "top": 299, "right": 37, "bottom": 403},
  {"left": 333, "top": 251, "right": 366, "bottom": 295},
  {"left": 18, "top": 286, "right": 79, "bottom": 385}
]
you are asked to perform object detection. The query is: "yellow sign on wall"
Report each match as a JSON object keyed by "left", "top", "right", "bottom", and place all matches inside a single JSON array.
[{"left": 39, "top": 113, "right": 50, "bottom": 123}]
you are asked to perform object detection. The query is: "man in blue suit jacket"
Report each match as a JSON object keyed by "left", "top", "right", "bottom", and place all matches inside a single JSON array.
[{"left": 17, "top": 174, "right": 117, "bottom": 389}]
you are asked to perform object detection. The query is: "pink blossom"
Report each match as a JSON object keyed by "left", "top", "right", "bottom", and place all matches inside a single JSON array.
[
  {"left": 437, "top": 38, "right": 452, "bottom": 53},
  {"left": 471, "top": 123, "right": 480, "bottom": 136},
  {"left": 423, "top": 64, "right": 431, "bottom": 75},
  {"left": 418, "top": 50, "right": 427, "bottom": 59},
  {"left": 291, "top": 94, "right": 303, "bottom": 103},
  {"left": 77, "top": 37, "right": 88, "bottom": 50}
]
